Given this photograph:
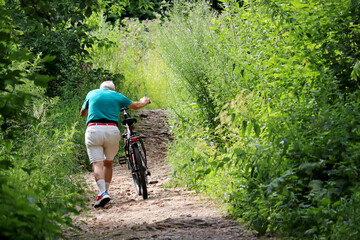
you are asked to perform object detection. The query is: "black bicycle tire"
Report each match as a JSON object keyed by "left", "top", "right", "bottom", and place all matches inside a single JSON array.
[
  {"left": 129, "top": 145, "right": 141, "bottom": 195},
  {"left": 138, "top": 138, "right": 147, "bottom": 168},
  {"left": 133, "top": 145, "right": 148, "bottom": 199}
]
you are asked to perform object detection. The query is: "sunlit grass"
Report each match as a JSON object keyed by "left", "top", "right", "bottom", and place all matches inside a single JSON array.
[{"left": 86, "top": 14, "right": 168, "bottom": 108}]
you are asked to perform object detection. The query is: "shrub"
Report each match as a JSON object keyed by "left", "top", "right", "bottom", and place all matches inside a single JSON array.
[{"left": 159, "top": 0, "right": 360, "bottom": 238}]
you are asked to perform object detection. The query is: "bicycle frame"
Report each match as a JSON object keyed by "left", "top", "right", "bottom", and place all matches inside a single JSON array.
[
  {"left": 124, "top": 124, "right": 140, "bottom": 170},
  {"left": 120, "top": 107, "right": 149, "bottom": 199}
]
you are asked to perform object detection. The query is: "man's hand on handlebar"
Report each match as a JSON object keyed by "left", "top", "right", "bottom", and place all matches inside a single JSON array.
[
  {"left": 128, "top": 96, "right": 151, "bottom": 110},
  {"left": 140, "top": 95, "right": 151, "bottom": 105}
]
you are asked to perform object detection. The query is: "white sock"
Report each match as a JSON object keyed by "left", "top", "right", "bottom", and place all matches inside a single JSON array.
[
  {"left": 96, "top": 179, "right": 106, "bottom": 195},
  {"left": 105, "top": 182, "right": 110, "bottom": 192}
]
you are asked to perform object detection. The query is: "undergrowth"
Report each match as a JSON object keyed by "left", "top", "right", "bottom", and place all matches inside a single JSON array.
[{"left": 161, "top": 1, "right": 360, "bottom": 239}]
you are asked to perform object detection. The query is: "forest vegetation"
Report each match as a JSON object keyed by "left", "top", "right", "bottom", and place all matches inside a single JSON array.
[{"left": 0, "top": 0, "right": 359, "bottom": 239}]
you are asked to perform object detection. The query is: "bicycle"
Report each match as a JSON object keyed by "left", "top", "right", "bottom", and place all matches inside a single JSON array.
[{"left": 118, "top": 107, "right": 154, "bottom": 199}]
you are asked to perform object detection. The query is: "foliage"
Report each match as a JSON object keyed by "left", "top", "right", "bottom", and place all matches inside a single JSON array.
[
  {"left": 101, "top": 0, "right": 164, "bottom": 23},
  {"left": 6, "top": 0, "right": 161, "bottom": 97},
  {"left": 0, "top": 3, "right": 90, "bottom": 238},
  {"left": 159, "top": 1, "right": 224, "bottom": 127},
  {"left": 2, "top": 0, "right": 98, "bottom": 97},
  {"left": 2, "top": 0, "right": 359, "bottom": 238},
  {"left": 0, "top": 7, "right": 51, "bottom": 133},
  {"left": 159, "top": 0, "right": 360, "bottom": 239},
  {"left": 1, "top": 0, "right": 167, "bottom": 237},
  {"left": 86, "top": 12, "right": 168, "bottom": 107},
  {"left": 0, "top": 116, "right": 86, "bottom": 239}
]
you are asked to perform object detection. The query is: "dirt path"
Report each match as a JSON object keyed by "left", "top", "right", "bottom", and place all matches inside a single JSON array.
[{"left": 65, "top": 109, "right": 262, "bottom": 240}]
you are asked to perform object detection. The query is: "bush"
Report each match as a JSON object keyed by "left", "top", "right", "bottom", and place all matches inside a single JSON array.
[
  {"left": 0, "top": 93, "right": 87, "bottom": 239},
  {"left": 159, "top": 0, "right": 360, "bottom": 238}
]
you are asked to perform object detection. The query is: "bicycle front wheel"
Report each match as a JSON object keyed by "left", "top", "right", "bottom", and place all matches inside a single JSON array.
[{"left": 131, "top": 145, "right": 148, "bottom": 199}]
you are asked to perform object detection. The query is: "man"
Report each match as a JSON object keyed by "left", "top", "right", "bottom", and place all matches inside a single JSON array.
[{"left": 80, "top": 80, "right": 150, "bottom": 208}]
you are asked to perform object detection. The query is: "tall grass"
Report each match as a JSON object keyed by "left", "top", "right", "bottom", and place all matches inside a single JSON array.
[
  {"left": 157, "top": 0, "right": 360, "bottom": 239},
  {"left": 86, "top": 13, "right": 168, "bottom": 108}
]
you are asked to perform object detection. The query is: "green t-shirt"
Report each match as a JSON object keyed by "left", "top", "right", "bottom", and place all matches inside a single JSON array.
[{"left": 82, "top": 88, "right": 132, "bottom": 125}]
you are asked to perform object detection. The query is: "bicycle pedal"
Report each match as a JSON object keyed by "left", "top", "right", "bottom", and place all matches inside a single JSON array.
[
  {"left": 118, "top": 156, "right": 127, "bottom": 165},
  {"left": 148, "top": 180, "right": 158, "bottom": 184}
]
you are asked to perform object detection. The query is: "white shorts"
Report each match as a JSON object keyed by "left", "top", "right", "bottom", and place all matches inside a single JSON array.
[{"left": 85, "top": 125, "right": 121, "bottom": 164}]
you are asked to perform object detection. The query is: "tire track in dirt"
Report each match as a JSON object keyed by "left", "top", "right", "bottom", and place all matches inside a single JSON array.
[{"left": 65, "top": 109, "right": 265, "bottom": 240}]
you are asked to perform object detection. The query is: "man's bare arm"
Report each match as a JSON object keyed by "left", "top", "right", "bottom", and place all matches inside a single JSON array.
[
  {"left": 128, "top": 96, "right": 151, "bottom": 110},
  {"left": 80, "top": 108, "right": 88, "bottom": 117}
]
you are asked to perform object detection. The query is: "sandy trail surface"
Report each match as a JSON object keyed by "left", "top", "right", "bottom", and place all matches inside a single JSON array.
[{"left": 65, "top": 109, "right": 263, "bottom": 240}]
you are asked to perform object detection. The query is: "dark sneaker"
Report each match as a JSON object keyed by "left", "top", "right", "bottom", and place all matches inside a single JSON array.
[{"left": 94, "top": 191, "right": 111, "bottom": 208}]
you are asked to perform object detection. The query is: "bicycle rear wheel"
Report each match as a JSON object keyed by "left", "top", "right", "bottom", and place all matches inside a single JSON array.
[{"left": 131, "top": 145, "right": 148, "bottom": 199}]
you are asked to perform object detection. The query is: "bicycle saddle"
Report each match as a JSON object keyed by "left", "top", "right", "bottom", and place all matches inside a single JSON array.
[{"left": 122, "top": 118, "right": 137, "bottom": 126}]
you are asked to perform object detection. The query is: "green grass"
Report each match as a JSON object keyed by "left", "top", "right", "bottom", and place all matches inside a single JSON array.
[{"left": 86, "top": 14, "right": 168, "bottom": 108}]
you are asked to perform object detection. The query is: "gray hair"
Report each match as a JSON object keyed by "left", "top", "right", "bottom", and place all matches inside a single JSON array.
[{"left": 100, "top": 81, "right": 115, "bottom": 90}]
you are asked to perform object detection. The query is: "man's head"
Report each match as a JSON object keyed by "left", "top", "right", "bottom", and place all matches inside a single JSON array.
[{"left": 100, "top": 81, "right": 115, "bottom": 90}]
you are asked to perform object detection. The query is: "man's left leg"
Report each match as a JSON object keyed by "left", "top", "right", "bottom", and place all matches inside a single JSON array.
[
  {"left": 104, "top": 160, "right": 113, "bottom": 192},
  {"left": 103, "top": 126, "right": 120, "bottom": 193},
  {"left": 92, "top": 161, "right": 111, "bottom": 208}
]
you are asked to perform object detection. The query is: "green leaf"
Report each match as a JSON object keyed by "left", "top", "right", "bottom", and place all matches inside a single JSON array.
[
  {"left": 42, "top": 55, "right": 56, "bottom": 62},
  {"left": 9, "top": 50, "right": 34, "bottom": 61},
  {"left": 299, "top": 161, "right": 324, "bottom": 175},
  {"left": 0, "top": 160, "right": 12, "bottom": 170},
  {"left": 216, "top": 162, "right": 225, "bottom": 169},
  {"left": 0, "top": 31, "right": 10, "bottom": 41},
  {"left": 254, "top": 123, "right": 260, "bottom": 137},
  {"left": 321, "top": 198, "right": 331, "bottom": 206},
  {"left": 242, "top": 120, "right": 247, "bottom": 136},
  {"left": 351, "top": 61, "right": 360, "bottom": 81},
  {"left": 29, "top": 74, "right": 52, "bottom": 87},
  {"left": 4, "top": 141, "right": 12, "bottom": 151},
  {"left": 231, "top": 113, "right": 236, "bottom": 122},
  {"left": 222, "top": 157, "right": 231, "bottom": 162},
  {"left": 234, "top": 148, "right": 242, "bottom": 155},
  {"left": 240, "top": 69, "right": 244, "bottom": 78},
  {"left": 309, "top": 180, "right": 323, "bottom": 192}
]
